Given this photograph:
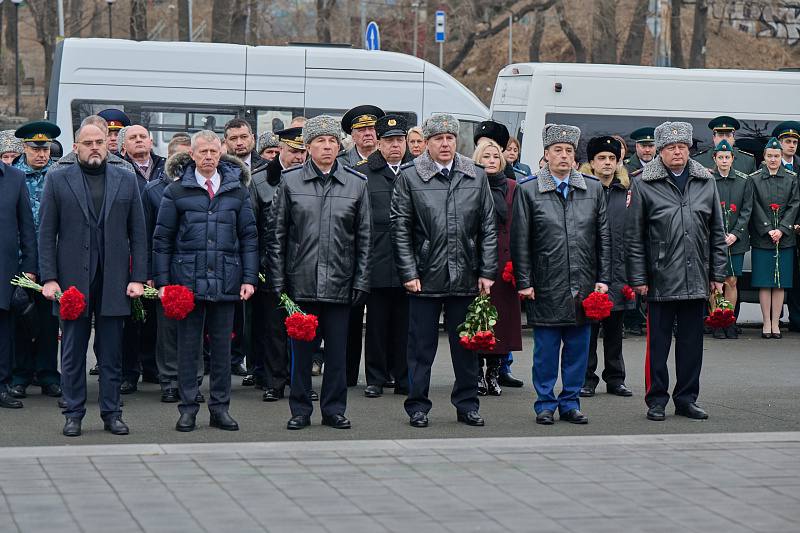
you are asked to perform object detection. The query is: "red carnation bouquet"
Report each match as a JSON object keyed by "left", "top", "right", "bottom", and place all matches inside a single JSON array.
[
  {"left": 704, "top": 290, "right": 735, "bottom": 329},
  {"left": 770, "top": 203, "right": 782, "bottom": 287},
  {"left": 457, "top": 294, "right": 499, "bottom": 352},
  {"left": 11, "top": 275, "right": 86, "bottom": 320},
  {"left": 501, "top": 261, "right": 516, "bottom": 287},
  {"left": 582, "top": 289, "right": 613, "bottom": 321},
  {"left": 139, "top": 285, "right": 196, "bottom": 320},
  {"left": 621, "top": 284, "right": 636, "bottom": 301},
  {"left": 279, "top": 293, "right": 319, "bottom": 342}
]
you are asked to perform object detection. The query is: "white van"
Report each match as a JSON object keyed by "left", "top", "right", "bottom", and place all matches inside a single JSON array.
[
  {"left": 47, "top": 38, "right": 489, "bottom": 156},
  {"left": 489, "top": 62, "right": 800, "bottom": 166}
]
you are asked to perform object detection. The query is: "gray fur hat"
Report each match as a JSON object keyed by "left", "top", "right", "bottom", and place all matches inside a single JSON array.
[
  {"left": 542, "top": 123, "right": 580, "bottom": 150},
  {"left": 655, "top": 121, "right": 693, "bottom": 151},
  {"left": 302, "top": 115, "right": 342, "bottom": 145},
  {"left": 117, "top": 125, "right": 129, "bottom": 149},
  {"left": 0, "top": 130, "right": 23, "bottom": 155},
  {"left": 257, "top": 131, "right": 280, "bottom": 153},
  {"left": 422, "top": 113, "right": 459, "bottom": 139}
]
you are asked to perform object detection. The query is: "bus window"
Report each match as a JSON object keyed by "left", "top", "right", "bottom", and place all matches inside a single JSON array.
[{"left": 456, "top": 119, "right": 480, "bottom": 156}]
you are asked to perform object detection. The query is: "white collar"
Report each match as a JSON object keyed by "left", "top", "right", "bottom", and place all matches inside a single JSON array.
[{"left": 434, "top": 159, "right": 453, "bottom": 173}]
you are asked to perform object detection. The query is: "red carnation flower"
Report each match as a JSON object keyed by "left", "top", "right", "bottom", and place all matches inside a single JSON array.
[
  {"left": 582, "top": 290, "right": 613, "bottom": 321},
  {"left": 729, "top": 203, "right": 737, "bottom": 213},
  {"left": 720, "top": 201, "right": 726, "bottom": 208},
  {"left": 770, "top": 203, "right": 781, "bottom": 212},
  {"left": 58, "top": 286, "right": 86, "bottom": 321},
  {"left": 285, "top": 312, "right": 318, "bottom": 342},
  {"left": 621, "top": 285, "right": 636, "bottom": 301},
  {"left": 161, "top": 285, "right": 195, "bottom": 320},
  {"left": 501, "top": 261, "right": 516, "bottom": 287}
]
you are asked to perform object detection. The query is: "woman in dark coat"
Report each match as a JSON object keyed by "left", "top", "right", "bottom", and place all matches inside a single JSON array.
[
  {"left": 473, "top": 140, "right": 522, "bottom": 396},
  {"left": 749, "top": 138, "right": 800, "bottom": 339}
]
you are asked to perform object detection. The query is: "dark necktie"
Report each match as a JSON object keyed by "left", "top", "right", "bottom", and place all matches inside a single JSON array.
[
  {"left": 390, "top": 165, "right": 399, "bottom": 175},
  {"left": 557, "top": 181, "right": 568, "bottom": 199},
  {"left": 786, "top": 162, "right": 794, "bottom": 172},
  {"left": 441, "top": 167, "right": 449, "bottom": 178}
]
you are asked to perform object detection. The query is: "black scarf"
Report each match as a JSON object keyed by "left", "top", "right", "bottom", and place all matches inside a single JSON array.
[{"left": 488, "top": 171, "right": 508, "bottom": 223}]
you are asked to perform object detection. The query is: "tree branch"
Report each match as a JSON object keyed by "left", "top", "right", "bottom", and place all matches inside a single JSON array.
[{"left": 555, "top": 0, "right": 586, "bottom": 62}]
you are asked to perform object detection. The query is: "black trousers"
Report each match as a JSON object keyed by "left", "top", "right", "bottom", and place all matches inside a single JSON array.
[
  {"left": 0, "top": 310, "right": 13, "bottom": 389},
  {"left": 585, "top": 310, "right": 626, "bottom": 389},
  {"left": 289, "top": 302, "right": 349, "bottom": 418},
  {"left": 252, "top": 291, "right": 288, "bottom": 390},
  {"left": 346, "top": 304, "right": 365, "bottom": 386},
  {"left": 365, "top": 288, "right": 409, "bottom": 389},
  {"left": 121, "top": 298, "right": 157, "bottom": 383},
  {"left": 11, "top": 293, "right": 60, "bottom": 386},
  {"left": 404, "top": 296, "right": 479, "bottom": 416},
  {"left": 177, "top": 301, "right": 235, "bottom": 416},
  {"left": 60, "top": 279, "right": 124, "bottom": 421},
  {"left": 230, "top": 302, "right": 247, "bottom": 367},
  {"left": 645, "top": 299, "right": 704, "bottom": 409}
]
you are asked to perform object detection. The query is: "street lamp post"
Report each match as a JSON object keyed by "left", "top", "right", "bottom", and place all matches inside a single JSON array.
[{"left": 107, "top": 0, "right": 116, "bottom": 38}]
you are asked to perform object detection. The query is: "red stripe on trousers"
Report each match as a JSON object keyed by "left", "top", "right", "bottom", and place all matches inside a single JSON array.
[{"left": 644, "top": 309, "right": 651, "bottom": 394}]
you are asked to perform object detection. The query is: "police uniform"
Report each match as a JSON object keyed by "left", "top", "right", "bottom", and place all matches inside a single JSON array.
[
  {"left": 693, "top": 116, "right": 757, "bottom": 175},
  {"left": 623, "top": 127, "right": 656, "bottom": 174},
  {"left": 9, "top": 122, "right": 63, "bottom": 400},
  {"left": 337, "top": 105, "right": 385, "bottom": 386},
  {"left": 355, "top": 115, "right": 411, "bottom": 398}
]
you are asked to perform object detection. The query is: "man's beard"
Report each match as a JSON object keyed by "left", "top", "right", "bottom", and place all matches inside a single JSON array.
[{"left": 81, "top": 155, "right": 104, "bottom": 168}]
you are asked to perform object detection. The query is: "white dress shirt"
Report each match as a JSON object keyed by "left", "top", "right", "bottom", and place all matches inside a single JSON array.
[{"left": 195, "top": 168, "right": 221, "bottom": 195}]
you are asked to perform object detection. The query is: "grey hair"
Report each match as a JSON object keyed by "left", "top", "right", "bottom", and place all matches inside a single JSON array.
[
  {"left": 191, "top": 129, "right": 222, "bottom": 149},
  {"left": 79, "top": 115, "right": 109, "bottom": 134}
]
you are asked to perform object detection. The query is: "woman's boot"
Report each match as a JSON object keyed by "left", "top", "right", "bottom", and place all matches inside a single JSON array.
[
  {"left": 486, "top": 359, "right": 502, "bottom": 396},
  {"left": 477, "top": 358, "right": 487, "bottom": 396}
]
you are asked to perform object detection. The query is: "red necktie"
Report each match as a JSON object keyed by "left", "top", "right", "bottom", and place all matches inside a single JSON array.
[{"left": 205, "top": 178, "right": 214, "bottom": 199}]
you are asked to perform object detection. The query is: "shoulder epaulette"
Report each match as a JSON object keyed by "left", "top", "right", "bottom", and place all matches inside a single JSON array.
[
  {"left": 695, "top": 148, "right": 710, "bottom": 156},
  {"left": 737, "top": 148, "right": 754, "bottom": 157},
  {"left": 582, "top": 173, "right": 599, "bottom": 181},
  {"left": 337, "top": 149, "right": 348, "bottom": 157},
  {"left": 623, "top": 158, "right": 631, "bottom": 164},
  {"left": 400, "top": 161, "right": 415, "bottom": 170},
  {"left": 734, "top": 169, "right": 749, "bottom": 179},
  {"left": 630, "top": 168, "right": 644, "bottom": 178},
  {"left": 748, "top": 169, "right": 761, "bottom": 177},
  {"left": 513, "top": 167, "right": 527, "bottom": 178},
  {"left": 474, "top": 162, "right": 485, "bottom": 169},
  {"left": 518, "top": 174, "right": 537, "bottom": 184},
  {"left": 786, "top": 168, "right": 797, "bottom": 177},
  {"left": 282, "top": 165, "right": 303, "bottom": 173},
  {"left": 354, "top": 159, "right": 368, "bottom": 167},
  {"left": 343, "top": 166, "right": 368, "bottom": 180}
]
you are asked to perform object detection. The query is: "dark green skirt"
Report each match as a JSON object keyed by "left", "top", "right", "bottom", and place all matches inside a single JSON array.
[
  {"left": 751, "top": 247, "right": 794, "bottom": 289},
  {"left": 725, "top": 253, "right": 744, "bottom": 278}
]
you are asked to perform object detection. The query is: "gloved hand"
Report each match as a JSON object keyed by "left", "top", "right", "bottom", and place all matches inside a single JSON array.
[{"left": 351, "top": 289, "right": 368, "bottom": 308}]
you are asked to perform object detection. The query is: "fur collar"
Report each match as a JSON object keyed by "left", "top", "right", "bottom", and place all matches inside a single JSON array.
[
  {"left": 165, "top": 151, "right": 251, "bottom": 187},
  {"left": 535, "top": 164, "right": 587, "bottom": 193},
  {"left": 413, "top": 151, "right": 478, "bottom": 182},
  {"left": 367, "top": 150, "right": 388, "bottom": 172},
  {"left": 641, "top": 156, "right": 711, "bottom": 182}
]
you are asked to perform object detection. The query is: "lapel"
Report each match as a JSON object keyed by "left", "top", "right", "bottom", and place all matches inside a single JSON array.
[
  {"left": 102, "top": 166, "right": 123, "bottom": 222},
  {"left": 64, "top": 168, "right": 90, "bottom": 222}
]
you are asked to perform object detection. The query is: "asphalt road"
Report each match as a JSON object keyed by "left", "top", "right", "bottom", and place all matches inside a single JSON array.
[{"left": 1, "top": 328, "right": 798, "bottom": 446}]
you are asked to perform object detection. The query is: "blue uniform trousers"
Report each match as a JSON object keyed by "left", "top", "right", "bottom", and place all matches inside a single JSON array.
[{"left": 532, "top": 324, "right": 591, "bottom": 414}]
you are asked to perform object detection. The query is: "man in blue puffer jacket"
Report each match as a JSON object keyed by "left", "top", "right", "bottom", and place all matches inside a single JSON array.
[{"left": 153, "top": 130, "right": 258, "bottom": 433}]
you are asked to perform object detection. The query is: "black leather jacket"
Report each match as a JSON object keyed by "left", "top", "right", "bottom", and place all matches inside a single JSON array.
[
  {"left": 249, "top": 158, "right": 285, "bottom": 288},
  {"left": 625, "top": 157, "right": 728, "bottom": 302},
  {"left": 266, "top": 159, "right": 371, "bottom": 304},
  {"left": 510, "top": 166, "right": 611, "bottom": 326},
  {"left": 390, "top": 152, "right": 497, "bottom": 297}
]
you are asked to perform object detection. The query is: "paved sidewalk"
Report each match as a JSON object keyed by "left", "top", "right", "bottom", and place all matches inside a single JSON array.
[{"left": 1, "top": 432, "right": 799, "bottom": 533}]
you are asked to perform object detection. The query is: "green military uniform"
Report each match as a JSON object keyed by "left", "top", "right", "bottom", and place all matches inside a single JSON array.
[
  {"left": 623, "top": 127, "right": 656, "bottom": 175},
  {"left": 710, "top": 141, "right": 753, "bottom": 259},
  {"left": 693, "top": 116, "right": 757, "bottom": 175},
  {"left": 774, "top": 122, "right": 800, "bottom": 328}
]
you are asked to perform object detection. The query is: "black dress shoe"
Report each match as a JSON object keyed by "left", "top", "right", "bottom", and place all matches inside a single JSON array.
[
  {"left": 364, "top": 385, "right": 383, "bottom": 398},
  {"left": 607, "top": 383, "right": 633, "bottom": 397},
  {"left": 63, "top": 417, "right": 81, "bottom": 437},
  {"left": 195, "top": 392, "right": 205, "bottom": 403},
  {"left": 646, "top": 405, "right": 666, "bottom": 421},
  {"left": 409, "top": 411, "right": 429, "bottom": 427},
  {"left": 560, "top": 409, "right": 588, "bottom": 424},
  {"left": 8, "top": 384, "right": 26, "bottom": 398},
  {"left": 57, "top": 398, "right": 67, "bottom": 409},
  {"left": 675, "top": 402, "right": 709, "bottom": 420},
  {"left": 383, "top": 378, "right": 396, "bottom": 388},
  {"left": 286, "top": 415, "right": 311, "bottom": 430},
  {"left": 89, "top": 364, "right": 99, "bottom": 376},
  {"left": 230, "top": 364, "right": 248, "bottom": 377},
  {"left": 161, "top": 388, "right": 179, "bottom": 403},
  {"left": 210, "top": 411, "right": 239, "bottom": 431},
  {"left": 41, "top": 383, "right": 62, "bottom": 397},
  {"left": 262, "top": 388, "right": 284, "bottom": 402},
  {"left": 498, "top": 371, "right": 524, "bottom": 388},
  {"left": 242, "top": 374, "right": 256, "bottom": 386},
  {"left": 457, "top": 410, "right": 485, "bottom": 426},
  {"left": 0, "top": 391, "right": 23, "bottom": 409},
  {"left": 175, "top": 412, "right": 196, "bottom": 432},
  {"left": 712, "top": 328, "right": 726, "bottom": 339},
  {"left": 761, "top": 332, "right": 772, "bottom": 339},
  {"left": 104, "top": 417, "right": 130, "bottom": 435},
  {"left": 322, "top": 413, "right": 351, "bottom": 429},
  {"left": 724, "top": 325, "right": 738, "bottom": 339},
  {"left": 772, "top": 331, "right": 783, "bottom": 339},
  {"left": 535, "top": 410, "right": 554, "bottom": 425},
  {"left": 120, "top": 381, "right": 138, "bottom": 394},
  {"left": 579, "top": 386, "right": 595, "bottom": 398},
  {"left": 309, "top": 390, "right": 319, "bottom": 401}
]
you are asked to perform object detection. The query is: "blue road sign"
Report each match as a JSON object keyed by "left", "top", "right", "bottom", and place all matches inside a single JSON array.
[
  {"left": 366, "top": 21, "right": 380, "bottom": 51},
  {"left": 435, "top": 10, "right": 446, "bottom": 43}
]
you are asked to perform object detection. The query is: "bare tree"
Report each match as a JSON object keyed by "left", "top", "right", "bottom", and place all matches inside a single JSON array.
[
  {"left": 130, "top": 0, "right": 148, "bottom": 41},
  {"left": 555, "top": 0, "right": 586, "bottom": 62},
  {"left": 67, "top": 0, "right": 82, "bottom": 37},
  {"left": 528, "top": 8, "right": 547, "bottom": 62},
  {"left": 90, "top": 0, "right": 104, "bottom": 38},
  {"left": 316, "top": 0, "right": 337, "bottom": 43},
  {"left": 211, "top": 0, "right": 232, "bottom": 43},
  {"left": 669, "top": 0, "right": 684, "bottom": 67},
  {"left": 178, "top": 0, "right": 190, "bottom": 41},
  {"left": 689, "top": 0, "right": 708, "bottom": 68},
  {"left": 247, "top": 0, "right": 261, "bottom": 45},
  {"left": 26, "top": 0, "right": 59, "bottom": 92},
  {"left": 590, "top": 0, "right": 617, "bottom": 64},
  {"left": 229, "top": 0, "right": 248, "bottom": 44},
  {"left": 620, "top": 0, "right": 649, "bottom": 65}
]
